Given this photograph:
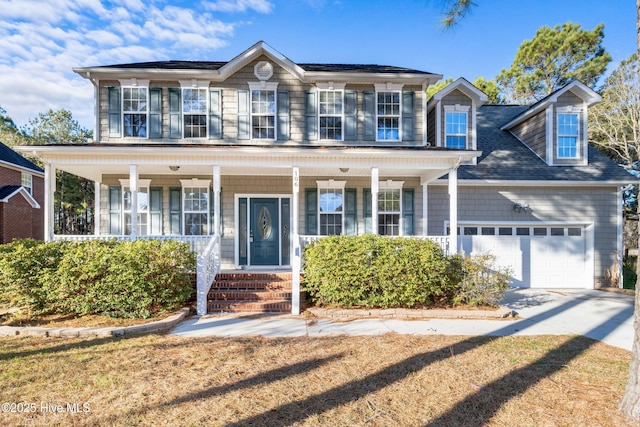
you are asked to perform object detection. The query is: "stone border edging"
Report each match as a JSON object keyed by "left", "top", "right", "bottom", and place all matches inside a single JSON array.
[
  {"left": 307, "top": 306, "right": 514, "bottom": 320},
  {"left": 0, "top": 308, "right": 190, "bottom": 338}
]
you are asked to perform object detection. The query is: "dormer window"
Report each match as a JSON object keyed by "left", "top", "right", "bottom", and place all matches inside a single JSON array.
[
  {"left": 122, "top": 87, "right": 148, "bottom": 137},
  {"left": 444, "top": 106, "right": 469, "bottom": 149},
  {"left": 557, "top": 112, "right": 579, "bottom": 158}
]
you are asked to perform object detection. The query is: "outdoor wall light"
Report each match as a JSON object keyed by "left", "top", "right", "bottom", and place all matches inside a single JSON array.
[{"left": 513, "top": 202, "right": 530, "bottom": 213}]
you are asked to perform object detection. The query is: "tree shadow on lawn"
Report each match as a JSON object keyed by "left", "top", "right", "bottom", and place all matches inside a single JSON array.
[
  {"left": 0, "top": 335, "right": 128, "bottom": 362},
  {"left": 220, "top": 296, "right": 622, "bottom": 427}
]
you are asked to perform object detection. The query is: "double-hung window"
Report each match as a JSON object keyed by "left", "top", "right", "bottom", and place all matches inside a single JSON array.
[
  {"left": 557, "top": 112, "right": 579, "bottom": 158},
  {"left": 183, "top": 88, "right": 208, "bottom": 138},
  {"left": 444, "top": 106, "right": 469, "bottom": 149},
  {"left": 123, "top": 86, "right": 148, "bottom": 137},
  {"left": 21, "top": 172, "right": 32, "bottom": 195},
  {"left": 317, "top": 181, "right": 346, "bottom": 236},
  {"left": 319, "top": 90, "right": 343, "bottom": 140},
  {"left": 377, "top": 91, "right": 401, "bottom": 141},
  {"left": 249, "top": 82, "right": 278, "bottom": 140},
  {"left": 181, "top": 179, "right": 210, "bottom": 236},
  {"left": 377, "top": 181, "right": 404, "bottom": 236},
  {"left": 120, "top": 179, "right": 151, "bottom": 236},
  {"left": 378, "top": 189, "right": 401, "bottom": 236}
]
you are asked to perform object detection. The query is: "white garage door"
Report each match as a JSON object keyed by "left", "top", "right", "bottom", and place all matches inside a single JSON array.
[{"left": 457, "top": 224, "right": 591, "bottom": 289}]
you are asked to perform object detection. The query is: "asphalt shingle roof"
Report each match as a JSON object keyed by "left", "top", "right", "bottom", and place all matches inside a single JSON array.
[
  {"left": 0, "top": 141, "right": 43, "bottom": 173},
  {"left": 457, "top": 105, "right": 634, "bottom": 183},
  {"left": 102, "top": 60, "right": 434, "bottom": 75},
  {"left": 0, "top": 185, "right": 22, "bottom": 199}
]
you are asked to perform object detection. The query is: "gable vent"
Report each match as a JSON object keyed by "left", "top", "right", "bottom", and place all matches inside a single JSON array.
[{"left": 254, "top": 61, "right": 273, "bottom": 81}]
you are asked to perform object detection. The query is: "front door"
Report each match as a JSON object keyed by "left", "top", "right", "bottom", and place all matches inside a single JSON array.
[{"left": 250, "top": 198, "right": 280, "bottom": 265}]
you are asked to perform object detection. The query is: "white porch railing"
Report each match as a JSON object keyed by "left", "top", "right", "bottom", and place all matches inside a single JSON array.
[
  {"left": 53, "top": 235, "right": 213, "bottom": 255},
  {"left": 196, "top": 234, "right": 221, "bottom": 316}
]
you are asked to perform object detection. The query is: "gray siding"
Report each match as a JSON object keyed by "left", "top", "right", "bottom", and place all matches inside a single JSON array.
[
  {"left": 511, "top": 110, "right": 547, "bottom": 160},
  {"left": 100, "top": 174, "right": 423, "bottom": 269},
  {"left": 439, "top": 89, "right": 473, "bottom": 149},
  {"left": 96, "top": 56, "right": 425, "bottom": 146}
]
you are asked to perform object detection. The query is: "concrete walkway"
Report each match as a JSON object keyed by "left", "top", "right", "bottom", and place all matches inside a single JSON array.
[{"left": 171, "top": 288, "right": 636, "bottom": 351}]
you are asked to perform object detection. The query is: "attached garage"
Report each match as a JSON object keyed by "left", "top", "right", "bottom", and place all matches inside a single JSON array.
[{"left": 456, "top": 223, "right": 593, "bottom": 289}]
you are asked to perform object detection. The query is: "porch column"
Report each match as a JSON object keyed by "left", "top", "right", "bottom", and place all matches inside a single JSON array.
[
  {"left": 291, "top": 166, "right": 301, "bottom": 315},
  {"left": 129, "top": 164, "right": 138, "bottom": 238},
  {"left": 422, "top": 182, "right": 429, "bottom": 236},
  {"left": 371, "top": 167, "right": 379, "bottom": 234},
  {"left": 94, "top": 181, "right": 101, "bottom": 236},
  {"left": 43, "top": 162, "right": 55, "bottom": 241},
  {"left": 448, "top": 167, "right": 458, "bottom": 254},
  {"left": 213, "top": 165, "right": 221, "bottom": 235}
]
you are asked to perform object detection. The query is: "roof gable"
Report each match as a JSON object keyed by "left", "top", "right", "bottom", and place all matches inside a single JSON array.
[
  {"left": 501, "top": 80, "right": 601, "bottom": 130},
  {"left": 0, "top": 185, "right": 40, "bottom": 208},
  {"left": 427, "top": 78, "right": 488, "bottom": 112}
]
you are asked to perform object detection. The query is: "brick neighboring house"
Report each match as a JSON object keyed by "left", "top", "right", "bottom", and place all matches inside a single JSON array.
[{"left": 0, "top": 141, "right": 44, "bottom": 243}]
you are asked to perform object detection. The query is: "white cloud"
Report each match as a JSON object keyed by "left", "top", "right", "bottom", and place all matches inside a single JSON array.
[
  {"left": 0, "top": 0, "right": 258, "bottom": 128},
  {"left": 205, "top": 0, "right": 273, "bottom": 14}
]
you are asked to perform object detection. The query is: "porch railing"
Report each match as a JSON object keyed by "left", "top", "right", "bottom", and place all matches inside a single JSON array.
[
  {"left": 53, "top": 234, "right": 213, "bottom": 255},
  {"left": 196, "top": 234, "right": 221, "bottom": 316}
]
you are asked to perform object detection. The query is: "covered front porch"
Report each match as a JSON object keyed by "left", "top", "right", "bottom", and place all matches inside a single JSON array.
[{"left": 21, "top": 144, "right": 480, "bottom": 316}]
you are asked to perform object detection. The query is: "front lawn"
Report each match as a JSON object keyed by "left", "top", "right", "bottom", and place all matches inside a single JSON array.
[{"left": 0, "top": 334, "right": 633, "bottom": 426}]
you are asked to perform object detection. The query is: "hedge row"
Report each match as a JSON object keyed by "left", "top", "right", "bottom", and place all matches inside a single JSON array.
[
  {"left": 0, "top": 239, "right": 196, "bottom": 319},
  {"left": 302, "top": 235, "right": 511, "bottom": 308}
]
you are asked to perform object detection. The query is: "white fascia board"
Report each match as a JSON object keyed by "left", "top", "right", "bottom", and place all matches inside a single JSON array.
[
  {"left": 0, "top": 187, "right": 40, "bottom": 208},
  {"left": 0, "top": 160, "right": 44, "bottom": 177},
  {"left": 217, "top": 41, "right": 306, "bottom": 81},
  {"left": 430, "top": 179, "right": 634, "bottom": 187}
]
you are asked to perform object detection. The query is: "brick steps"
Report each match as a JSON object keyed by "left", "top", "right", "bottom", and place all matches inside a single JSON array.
[{"left": 207, "top": 271, "right": 296, "bottom": 314}]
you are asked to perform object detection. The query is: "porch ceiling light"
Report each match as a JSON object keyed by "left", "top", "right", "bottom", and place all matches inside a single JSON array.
[
  {"left": 339, "top": 168, "right": 349, "bottom": 173},
  {"left": 169, "top": 166, "right": 180, "bottom": 171}
]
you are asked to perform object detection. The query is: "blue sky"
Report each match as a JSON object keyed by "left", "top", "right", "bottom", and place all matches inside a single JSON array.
[{"left": 0, "top": 0, "right": 636, "bottom": 131}]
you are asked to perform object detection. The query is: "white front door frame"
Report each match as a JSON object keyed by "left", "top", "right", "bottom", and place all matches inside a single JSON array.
[{"left": 234, "top": 193, "right": 293, "bottom": 269}]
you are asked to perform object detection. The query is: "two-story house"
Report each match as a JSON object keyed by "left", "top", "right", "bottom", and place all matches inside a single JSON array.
[
  {"left": 0, "top": 141, "right": 43, "bottom": 244},
  {"left": 16, "top": 41, "right": 632, "bottom": 315}
]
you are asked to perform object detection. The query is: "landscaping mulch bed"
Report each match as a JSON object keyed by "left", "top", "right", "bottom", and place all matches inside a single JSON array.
[{"left": 0, "top": 333, "right": 634, "bottom": 426}]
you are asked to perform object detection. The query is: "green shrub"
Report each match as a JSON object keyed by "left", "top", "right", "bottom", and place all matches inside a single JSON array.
[
  {"left": 0, "top": 239, "right": 66, "bottom": 316},
  {"left": 449, "top": 253, "right": 512, "bottom": 307},
  {"left": 302, "top": 235, "right": 457, "bottom": 308},
  {"left": 0, "top": 239, "right": 196, "bottom": 319}
]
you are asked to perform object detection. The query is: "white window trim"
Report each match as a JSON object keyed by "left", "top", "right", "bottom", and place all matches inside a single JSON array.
[
  {"left": 317, "top": 180, "right": 346, "bottom": 235},
  {"left": 556, "top": 107, "right": 582, "bottom": 160},
  {"left": 248, "top": 81, "right": 278, "bottom": 141},
  {"left": 444, "top": 104, "right": 470, "bottom": 149},
  {"left": 21, "top": 172, "right": 33, "bottom": 195},
  {"left": 119, "top": 79, "right": 150, "bottom": 139},
  {"left": 179, "top": 80, "right": 211, "bottom": 139},
  {"left": 119, "top": 179, "right": 152, "bottom": 235},
  {"left": 180, "top": 179, "right": 211, "bottom": 236},
  {"left": 378, "top": 180, "right": 404, "bottom": 236},
  {"left": 375, "top": 83, "right": 403, "bottom": 142},
  {"left": 316, "top": 83, "right": 346, "bottom": 142}
]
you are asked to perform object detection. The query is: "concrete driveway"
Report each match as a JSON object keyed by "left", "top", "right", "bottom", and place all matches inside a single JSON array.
[{"left": 171, "top": 288, "right": 636, "bottom": 351}]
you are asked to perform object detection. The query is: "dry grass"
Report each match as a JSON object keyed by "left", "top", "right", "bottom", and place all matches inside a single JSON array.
[
  {"left": 0, "top": 312, "right": 176, "bottom": 328},
  {"left": 0, "top": 333, "right": 634, "bottom": 426}
]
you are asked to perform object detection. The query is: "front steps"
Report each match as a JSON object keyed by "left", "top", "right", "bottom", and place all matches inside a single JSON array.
[{"left": 207, "top": 271, "right": 299, "bottom": 314}]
